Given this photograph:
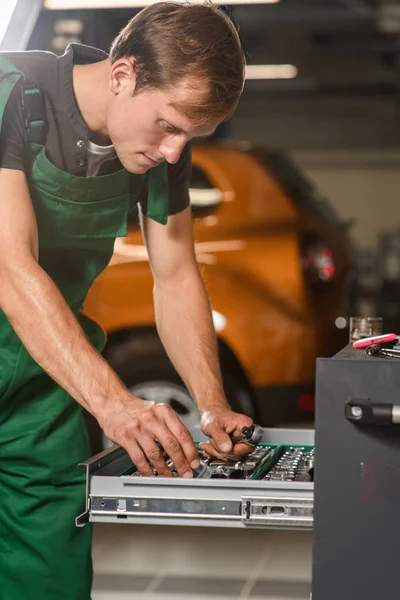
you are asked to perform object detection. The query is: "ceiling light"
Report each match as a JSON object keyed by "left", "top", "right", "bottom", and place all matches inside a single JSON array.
[
  {"left": 245, "top": 64, "right": 298, "bottom": 80},
  {"left": 0, "top": 0, "right": 18, "bottom": 46},
  {"left": 45, "top": 0, "right": 279, "bottom": 8}
]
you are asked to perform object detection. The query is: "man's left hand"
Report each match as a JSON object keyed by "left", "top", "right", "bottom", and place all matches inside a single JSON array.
[{"left": 198, "top": 406, "right": 254, "bottom": 460}]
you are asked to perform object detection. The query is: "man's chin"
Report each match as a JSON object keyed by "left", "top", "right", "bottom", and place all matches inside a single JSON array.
[
  {"left": 117, "top": 151, "right": 161, "bottom": 174},
  {"left": 119, "top": 158, "right": 150, "bottom": 174},
  {"left": 129, "top": 164, "right": 150, "bottom": 174}
]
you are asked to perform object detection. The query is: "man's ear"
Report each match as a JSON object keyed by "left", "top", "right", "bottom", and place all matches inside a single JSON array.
[{"left": 109, "top": 57, "right": 137, "bottom": 95}]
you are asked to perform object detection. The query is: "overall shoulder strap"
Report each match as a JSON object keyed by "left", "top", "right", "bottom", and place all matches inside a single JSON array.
[
  {"left": 0, "top": 56, "right": 46, "bottom": 145},
  {"left": 20, "top": 83, "right": 46, "bottom": 145},
  {"left": 147, "top": 160, "right": 169, "bottom": 225}
]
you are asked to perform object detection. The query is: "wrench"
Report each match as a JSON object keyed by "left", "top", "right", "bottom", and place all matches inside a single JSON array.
[{"left": 230, "top": 424, "right": 263, "bottom": 446}]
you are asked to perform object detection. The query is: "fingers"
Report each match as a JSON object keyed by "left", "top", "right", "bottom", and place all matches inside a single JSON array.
[
  {"left": 131, "top": 403, "right": 198, "bottom": 478},
  {"left": 227, "top": 441, "right": 255, "bottom": 458},
  {"left": 201, "top": 409, "right": 256, "bottom": 457},
  {"left": 157, "top": 404, "right": 200, "bottom": 471},
  {"left": 122, "top": 426, "right": 193, "bottom": 478},
  {"left": 154, "top": 424, "right": 194, "bottom": 478},
  {"left": 198, "top": 441, "right": 229, "bottom": 461},
  {"left": 125, "top": 440, "right": 156, "bottom": 477},
  {"left": 201, "top": 411, "right": 233, "bottom": 454},
  {"left": 138, "top": 435, "right": 174, "bottom": 477},
  {"left": 105, "top": 399, "right": 200, "bottom": 478},
  {"left": 198, "top": 440, "right": 253, "bottom": 461}
]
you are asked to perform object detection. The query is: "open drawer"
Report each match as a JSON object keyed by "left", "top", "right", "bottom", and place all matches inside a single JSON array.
[{"left": 76, "top": 427, "right": 314, "bottom": 530}]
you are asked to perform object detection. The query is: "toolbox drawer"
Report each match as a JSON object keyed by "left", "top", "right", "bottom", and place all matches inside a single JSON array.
[{"left": 76, "top": 427, "right": 314, "bottom": 530}]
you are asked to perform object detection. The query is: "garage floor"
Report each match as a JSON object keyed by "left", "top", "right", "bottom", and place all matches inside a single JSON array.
[{"left": 92, "top": 523, "right": 312, "bottom": 600}]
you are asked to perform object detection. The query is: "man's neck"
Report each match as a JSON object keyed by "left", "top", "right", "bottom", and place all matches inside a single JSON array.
[{"left": 72, "top": 59, "right": 112, "bottom": 144}]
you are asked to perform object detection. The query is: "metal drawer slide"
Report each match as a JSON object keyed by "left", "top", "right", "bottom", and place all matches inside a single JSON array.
[
  {"left": 242, "top": 496, "right": 314, "bottom": 528},
  {"left": 91, "top": 496, "right": 242, "bottom": 520}
]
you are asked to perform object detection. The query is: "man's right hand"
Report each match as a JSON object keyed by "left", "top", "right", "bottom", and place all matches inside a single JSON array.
[{"left": 97, "top": 396, "right": 200, "bottom": 478}]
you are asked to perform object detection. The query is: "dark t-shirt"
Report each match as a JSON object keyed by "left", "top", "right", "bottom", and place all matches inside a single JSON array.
[{"left": 0, "top": 43, "right": 191, "bottom": 216}]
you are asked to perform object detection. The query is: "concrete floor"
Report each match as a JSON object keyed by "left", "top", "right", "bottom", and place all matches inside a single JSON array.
[{"left": 92, "top": 523, "right": 313, "bottom": 600}]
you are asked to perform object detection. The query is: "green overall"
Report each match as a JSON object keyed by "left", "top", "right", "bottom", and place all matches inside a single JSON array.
[{"left": 0, "top": 58, "right": 168, "bottom": 599}]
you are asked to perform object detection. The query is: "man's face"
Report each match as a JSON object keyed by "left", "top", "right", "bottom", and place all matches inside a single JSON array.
[{"left": 106, "top": 62, "right": 221, "bottom": 174}]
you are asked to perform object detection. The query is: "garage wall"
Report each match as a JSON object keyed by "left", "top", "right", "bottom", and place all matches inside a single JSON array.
[
  {"left": 231, "top": 96, "right": 400, "bottom": 151},
  {"left": 230, "top": 96, "right": 400, "bottom": 250},
  {"left": 293, "top": 150, "right": 400, "bottom": 249}
]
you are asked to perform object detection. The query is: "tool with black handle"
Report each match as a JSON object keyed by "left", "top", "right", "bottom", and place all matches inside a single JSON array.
[
  {"left": 366, "top": 344, "right": 400, "bottom": 358},
  {"left": 229, "top": 424, "right": 263, "bottom": 446}
]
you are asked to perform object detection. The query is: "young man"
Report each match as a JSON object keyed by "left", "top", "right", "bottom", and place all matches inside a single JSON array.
[{"left": 0, "top": 2, "right": 252, "bottom": 598}]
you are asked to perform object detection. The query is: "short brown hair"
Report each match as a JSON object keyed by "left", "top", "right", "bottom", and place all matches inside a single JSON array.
[{"left": 110, "top": 1, "right": 245, "bottom": 123}]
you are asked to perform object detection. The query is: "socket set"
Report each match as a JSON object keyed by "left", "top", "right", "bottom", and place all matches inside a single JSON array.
[
  {"left": 263, "top": 447, "right": 315, "bottom": 482},
  {"left": 116, "top": 444, "right": 277, "bottom": 479},
  {"left": 113, "top": 444, "right": 314, "bottom": 482},
  {"left": 194, "top": 445, "right": 277, "bottom": 480}
]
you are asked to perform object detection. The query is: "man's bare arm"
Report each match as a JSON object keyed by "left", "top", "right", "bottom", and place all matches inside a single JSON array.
[
  {"left": 141, "top": 206, "right": 225, "bottom": 406},
  {"left": 0, "top": 168, "right": 198, "bottom": 476},
  {"left": 141, "top": 205, "right": 253, "bottom": 457},
  {"left": 0, "top": 170, "right": 121, "bottom": 410}
]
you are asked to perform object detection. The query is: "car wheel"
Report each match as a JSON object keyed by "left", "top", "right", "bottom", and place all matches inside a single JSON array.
[{"left": 96, "top": 330, "right": 255, "bottom": 449}]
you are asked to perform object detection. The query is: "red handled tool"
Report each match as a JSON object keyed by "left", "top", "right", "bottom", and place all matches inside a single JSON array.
[{"left": 352, "top": 333, "right": 397, "bottom": 349}]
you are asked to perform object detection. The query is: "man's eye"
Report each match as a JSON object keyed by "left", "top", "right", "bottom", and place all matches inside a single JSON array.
[{"left": 163, "top": 121, "right": 175, "bottom": 133}]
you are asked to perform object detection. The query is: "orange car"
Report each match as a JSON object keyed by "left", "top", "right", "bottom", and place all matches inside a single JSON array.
[{"left": 84, "top": 141, "right": 351, "bottom": 429}]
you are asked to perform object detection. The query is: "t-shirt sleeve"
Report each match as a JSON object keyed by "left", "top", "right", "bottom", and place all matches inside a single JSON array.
[
  {"left": 0, "top": 82, "right": 27, "bottom": 171},
  {"left": 137, "top": 141, "right": 192, "bottom": 218}
]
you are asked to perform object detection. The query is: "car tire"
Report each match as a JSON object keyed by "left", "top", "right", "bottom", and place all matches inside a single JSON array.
[{"left": 88, "top": 330, "right": 256, "bottom": 451}]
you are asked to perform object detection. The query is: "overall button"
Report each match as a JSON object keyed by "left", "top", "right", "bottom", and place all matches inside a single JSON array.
[
  {"left": 77, "top": 139, "right": 85, "bottom": 149},
  {"left": 77, "top": 158, "right": 86, "bottom": 168}
]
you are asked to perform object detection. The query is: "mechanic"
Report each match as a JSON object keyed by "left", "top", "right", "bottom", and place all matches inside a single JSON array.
[{"left": 0, "top": 2, "right": 253, "bottom": 599}]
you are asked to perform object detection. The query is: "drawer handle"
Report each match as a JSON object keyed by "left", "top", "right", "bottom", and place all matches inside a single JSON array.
[{"left": 345, "top": 399, "right": 400, "bottom": 426}]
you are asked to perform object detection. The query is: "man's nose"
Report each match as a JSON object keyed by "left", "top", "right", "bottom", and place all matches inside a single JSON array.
[{"left": 159, "top": 137, "right": 186, "bottom": 164}]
